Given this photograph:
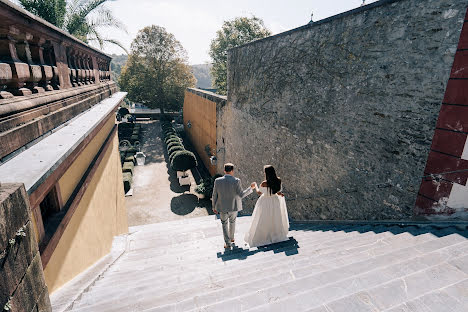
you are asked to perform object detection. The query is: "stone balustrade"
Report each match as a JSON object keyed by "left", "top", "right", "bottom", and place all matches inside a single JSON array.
[{"left": 0, "top": 0, "right": 111, "bottom": 99}]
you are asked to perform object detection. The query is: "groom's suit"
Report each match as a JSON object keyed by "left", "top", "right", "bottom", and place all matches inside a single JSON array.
[{"left": 212, "top": 174, "right": 252, "bottom": 246}]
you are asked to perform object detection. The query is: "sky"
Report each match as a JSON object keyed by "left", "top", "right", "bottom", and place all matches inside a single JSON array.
[{"left": 99, "top": 0, "right": 378, "bottom": 64}]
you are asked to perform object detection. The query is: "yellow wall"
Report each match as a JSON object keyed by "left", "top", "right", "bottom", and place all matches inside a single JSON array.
[
  {"left": 58, "top": 117, "right": 116, "bottom": 204},
  {"left": 44, "top": 130, "right": 128, "bottom": 293},
  {"left": 183, "top": 91, "right": 217, "bottom": 176}
]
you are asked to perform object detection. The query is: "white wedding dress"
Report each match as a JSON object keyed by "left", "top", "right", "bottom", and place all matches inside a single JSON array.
[{"left": 244, "top": 186, "right": 289, "bottom": 247}]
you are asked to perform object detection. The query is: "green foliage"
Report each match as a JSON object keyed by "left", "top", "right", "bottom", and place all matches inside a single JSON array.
[
  {"left": 195, "top": 174, "right": 223, "bottom": 198},
  {"left": 19, "top": 0, "right": 127, "bottom": 52},
  {"left": 209, "top": 16, "right": 271, "bottom": 95},
  {"left": 119, "top": 26, "right": 196, "bottom": 113},
  {"left": 171, "top": 150, "right": 197, "bottom": 172},
  {"left": 167, "top": 141, "right": 183, "bottom": 150},
  {"left": 19, "top": 0, "right": 66, "bottom": 27},
  {"left": 122, "top": 172, "right": 132, "bottom": 193},
  {"left": 168, "top": 146, "right": 185, "bottom": 160},
  {"left": 118, "top": 107, "right": 129, "bottom": 116},
  {"left": 166, "top": 138, "right": 181, "bottom": 146}
]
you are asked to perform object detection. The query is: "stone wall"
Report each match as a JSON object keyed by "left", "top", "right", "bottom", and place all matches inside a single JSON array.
[
  {"left": 0, "top": 183, "right": 51, "bottom": 311},
  {"left": 222, "top": 0, "right": 468, "bottom": 220}
]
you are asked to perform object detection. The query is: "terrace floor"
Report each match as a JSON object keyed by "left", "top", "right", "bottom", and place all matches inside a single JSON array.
[{"left": 124, "top": 120, "right": 212, "bottom": 226}]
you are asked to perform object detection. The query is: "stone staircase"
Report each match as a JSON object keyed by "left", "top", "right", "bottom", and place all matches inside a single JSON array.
[{"left": 56, "top": 216, "right": 468, "bottom": 312}]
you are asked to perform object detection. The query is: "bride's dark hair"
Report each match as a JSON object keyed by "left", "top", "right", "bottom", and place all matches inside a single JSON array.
[{"left": 264, "top": 165, "right": 281, "bottom": 195}]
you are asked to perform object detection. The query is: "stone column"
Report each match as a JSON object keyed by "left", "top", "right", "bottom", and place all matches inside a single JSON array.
[
  {"left": 30, "top": 37, "right": 53, "bottom": 91},
  {"left": 0, "top": 26, "right": 32, "bottom": 96},
  {"left": 52, "top": 41, "right": 71, "bottom": 89},
  {"left": 92, "top": 55, "right": 100, "bottom": 84},
  {"left": 15, "top": 32, "right": 44, "bottom": 93}
]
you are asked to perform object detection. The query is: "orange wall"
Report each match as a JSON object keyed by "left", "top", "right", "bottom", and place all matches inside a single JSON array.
[
  {"left": 44, "top": 130, "right": 128, "bottom": 293},
  {"left": 183, "top": 91, "right": 217, "bottom": 176}
]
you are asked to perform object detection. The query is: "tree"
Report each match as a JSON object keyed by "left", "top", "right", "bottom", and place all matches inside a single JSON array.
[
  {"left": 18, "top": 0, "right": 127, "bottom": 52},
  {"left": 119, "top": 26, "right": 196, "bottom": 113},
  {"left": 19, "top": 0, "right": 67, "bottom": 27},
  {"left": 209, "top": 16, "right": 271, "bottom": 95}
]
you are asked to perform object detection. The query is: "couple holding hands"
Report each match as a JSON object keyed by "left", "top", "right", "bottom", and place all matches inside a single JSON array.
[{"left": 212, "top": 163, "right": 289, "bottom": 249}]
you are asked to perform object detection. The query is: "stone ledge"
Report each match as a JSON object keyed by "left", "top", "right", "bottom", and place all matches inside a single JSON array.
[
  {"left": 187, "top": 88, "right": 227, "bottom": 105},
  {"left": 0, "top": 92, "right": 126, "bottom": 194},
  {"left": 0, "top": 83, "right": 117, "bottom": 159},
  {"left": 0, "top": 81, "right": 116, "bottom": 119}
]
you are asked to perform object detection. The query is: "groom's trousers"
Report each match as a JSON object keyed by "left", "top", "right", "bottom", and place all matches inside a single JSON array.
[{"left": 220, "top": 211, "right": 237, "bottom": 244}]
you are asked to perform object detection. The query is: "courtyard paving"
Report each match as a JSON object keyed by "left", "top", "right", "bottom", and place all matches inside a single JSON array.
[{"left": 124, "top": 120, "right": 213, "bottom": 226}]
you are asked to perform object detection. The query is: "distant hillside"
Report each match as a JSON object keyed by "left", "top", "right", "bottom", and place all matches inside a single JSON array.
[
  {"left": 192, "top": 64, "right": 213, "bottom": 89},
  {"left": 110, "top": 54, "right": 128, "bottom": 85},
  {"left": 109, "top": 54, "right": 213, "bottom": 89}
]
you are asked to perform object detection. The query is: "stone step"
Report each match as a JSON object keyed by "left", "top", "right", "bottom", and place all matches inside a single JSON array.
[
  {"left": 242, "top": 239, "right": 468, "bottom": 312},
  {"left": 106, "top": 224, "right": 384, "bottom": 272},
  {"left": 74, "top": 228, "right": 414, "bottom": 308},
  {"left": 382, "top": 278, "right": 468, "bottom": 312},
  {"left": 69, "top": 232, "right": 459, "bottom": 312},
  {"left": 89, "top": 225, "right": 396, "bottom": 289},
  {"left": 147, "top": 236, "right": 468, "bottom": 312}
]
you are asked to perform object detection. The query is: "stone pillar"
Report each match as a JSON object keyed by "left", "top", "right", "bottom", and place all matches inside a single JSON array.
[
  {"left": 30, "top": 37, "right": 53, "bottom": 91},
  {"left": 92, "top": 55, "right": 100, "bottom": 84},
  {"left": 0, "top": 26, "right": 32, "bottom": 96},
  {"left": 15, "top": 32, "right": 44, "bottom": 93},
  {"left": 0, "top": 184, "right": 52, "bottom": 312},
  {"left": 52, "top": 41, "right": 71, "bottom": 89}
]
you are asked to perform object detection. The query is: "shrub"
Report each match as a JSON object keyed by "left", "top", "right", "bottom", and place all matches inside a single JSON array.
[
  {"left": 165, "top": 135, "right": 180, "bottom": 143},
  {"left": 166, "top": 138, "right": 181, "bottom": 146},
  {"left": 122, "top": 161, "right": 134, "bottom": 174},
  {"left": 195, "top": 174, "right": 222, "bottom": 198},
  {"left": 160, "top": 114, "right": 173, "bottom": 122},
  {"left": 168, "top": 146, "right": 185, "bottom": 160},
  {"left": 164, "top": 129, "right": 176, "bottom": 136},
  {"left": 123, "top": 172, "right": 132, "bottom": 193},
  {"left": 171, "top": 150, "right": 197, "bottom": 172},
  {"left": 125, "top": 155, "right": 136, "bottom": 164},
  {"left": 167, "top": 141, "right": 183, "bottom": 150},
  {"left": 118, "top": 107, "right": 129, "bottom": 116}
]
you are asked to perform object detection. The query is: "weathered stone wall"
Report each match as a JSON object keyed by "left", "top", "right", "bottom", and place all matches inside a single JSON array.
[
  {"left": 0, "top": 184, "right": 51, "bottom": 311},
  {"left": 222, "top": 0, "right": 468, "bottom": 220}
]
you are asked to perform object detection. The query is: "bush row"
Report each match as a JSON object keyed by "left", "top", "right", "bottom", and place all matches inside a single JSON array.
[{"left": 161, "top": 120, "right": 197, "bottom": 172}]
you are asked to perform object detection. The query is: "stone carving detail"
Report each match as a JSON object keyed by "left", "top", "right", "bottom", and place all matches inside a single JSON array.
[{"left": 0, "top": 30, "right": 33, "bottom": 96}]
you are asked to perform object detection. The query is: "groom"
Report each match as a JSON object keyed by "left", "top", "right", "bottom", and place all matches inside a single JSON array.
[{"left": 212, "top": 163, "right": 255, "bottom": 249}]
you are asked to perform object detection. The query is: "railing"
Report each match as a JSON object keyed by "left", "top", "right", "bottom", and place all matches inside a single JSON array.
[{"left": 0, "top": 0, "right": 111, "bottom": 99}]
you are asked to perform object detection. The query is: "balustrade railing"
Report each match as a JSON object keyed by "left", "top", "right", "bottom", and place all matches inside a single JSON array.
[{"left": 0, "top": 0, "right": 112, "bottom": 100}]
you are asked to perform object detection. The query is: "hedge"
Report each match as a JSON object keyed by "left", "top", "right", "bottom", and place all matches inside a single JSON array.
[
  {"left": 165, "top": 135, "right": 180, "bottom": 143},
  {"left": 171, "top": 150, "right": 197, "bottom": 172},
  {"left": 122, "top": 161, "right": 134, "bottom": 174},
  {"left": 168, "top": 145, "right": 184, "bottom": 155},
  {"left": 166, "top": 138, "right": 182, "bottom": 146},
  {"left": 167, "top": 141, "right": 183, "bottom": 150},
  {"left": 125, "top": 155, "right": 136, "bottom": 164},
  {"left": 123, "top": 172, "right": 132, "bottom": 193},
  {"left": 164, "top": 130, "right": 176, "bottom": 137}
]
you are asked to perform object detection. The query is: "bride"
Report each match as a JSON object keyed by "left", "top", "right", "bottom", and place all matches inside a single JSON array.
[{"left": 244, "top": 165, "right": 289, "bottom": 247}]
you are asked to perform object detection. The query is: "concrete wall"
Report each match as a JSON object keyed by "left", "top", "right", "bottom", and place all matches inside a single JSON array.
[
  {"left": 44, "top": 131, "right": 127, "bottom": 293},
  {"left": 0, "top": 184, "right": 51, "bottom": 311},
  {"left": 184, "top": 88, "right": 226, "bottom": 176},
  {"left": 223, "top": 0, "right": 467, "bottom": 220}
]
